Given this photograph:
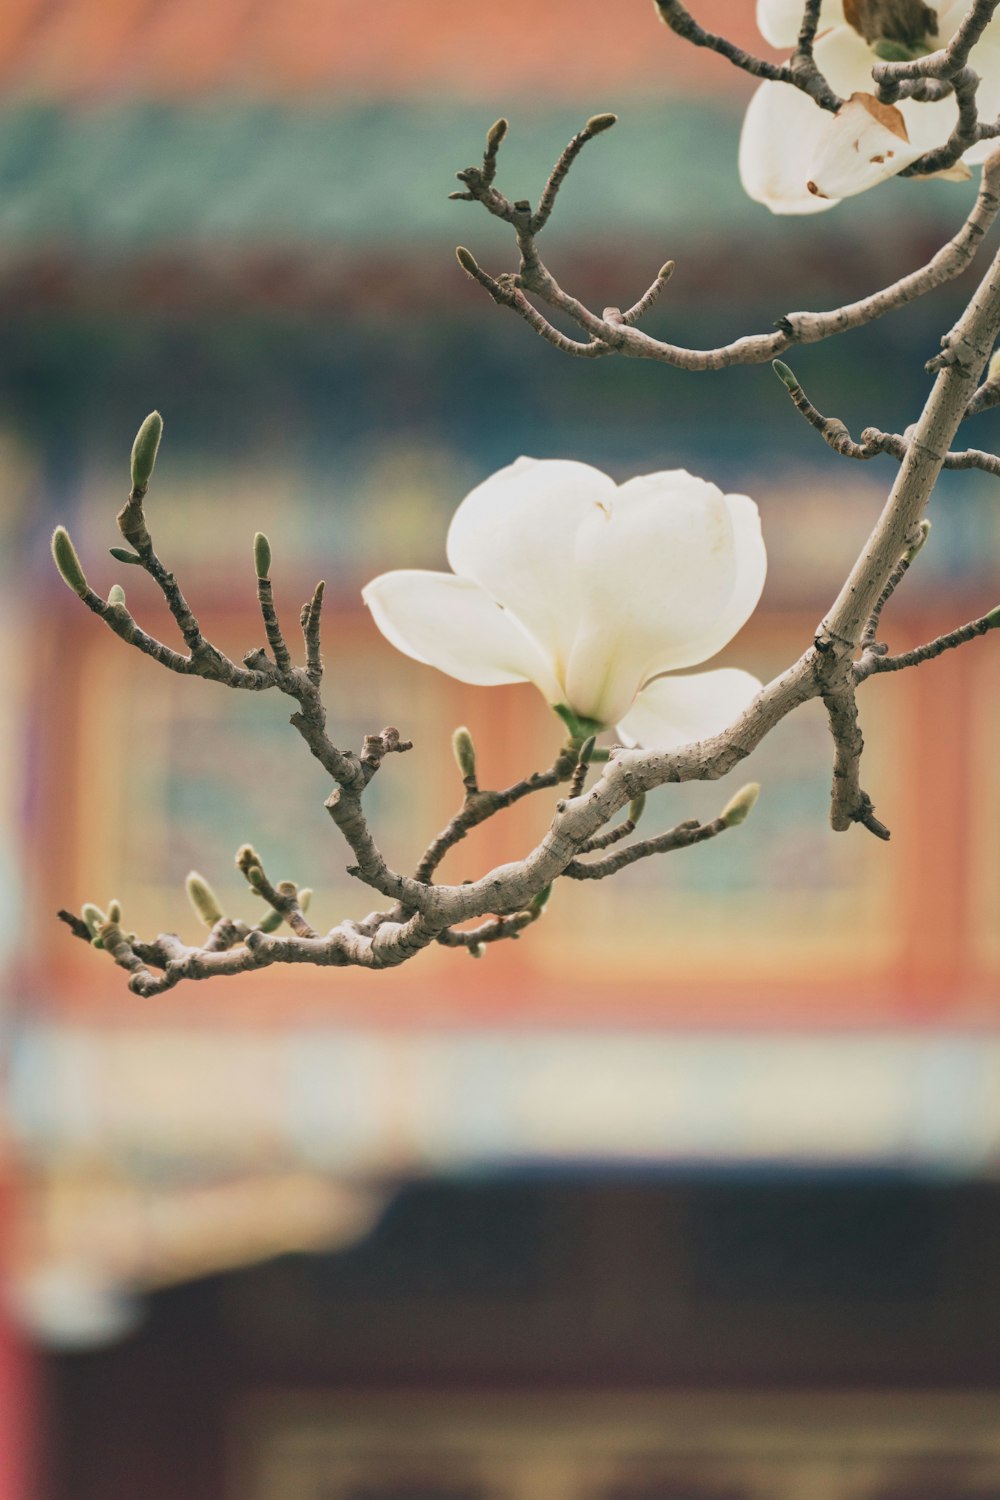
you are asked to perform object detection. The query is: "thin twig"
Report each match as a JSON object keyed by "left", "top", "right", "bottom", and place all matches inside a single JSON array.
[
  {"left": 653, "top": 0, "right": 842, "bottom": 111},
  {"left": 455, "top": 128, "right": 1000, "bottom": 371},
  {"left": 856, "top": 605, "right": 1000, "bottom": 679},
  {"left": 772, "top": 362, "right": 1000, "bottom": 474}
]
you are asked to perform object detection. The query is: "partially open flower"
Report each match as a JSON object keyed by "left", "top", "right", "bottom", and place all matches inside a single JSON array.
[
  {"left": 740, "top": 0, "right": 1000, "bottom": 213},
  {"left": 362, "top": 458, "right": 765, "bottom": 750}
]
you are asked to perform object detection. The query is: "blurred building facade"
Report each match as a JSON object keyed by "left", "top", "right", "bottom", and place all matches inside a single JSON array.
[{"left": 2, "top": 3, "right": 1000, "bottom": 1497}]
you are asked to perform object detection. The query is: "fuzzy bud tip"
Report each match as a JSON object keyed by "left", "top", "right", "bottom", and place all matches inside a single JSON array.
[
  {"left": 451, "top": 725, "right": 477, "bottom": 781},
  {"left": 81, "top": 903, "right": 106, "bottom": 936},
  {"left": 721, "top": 782, "right": 761, "bottom": 828},
  {"left": 486, "top": 118, "right": 508, "bottom": 151},
  {"left": 903, "top": 519, "right": 932, "bottom": 562},
  {"left": 108, "top": 583, "right": 127, "bottom": 609},
  {"left": 253, "top": 531, "right": 272, "bottom": 580},
  {"left": 772, "top": 360, "right": 798, "bottom": 391},
  {"left": 186, "top": 870, "right": 224, "bottom": 927},
  {"left": 51, "top": 526, "right": 88, "bottom": 598},
  {"left": 130, "top": 411, "right": 163, "bottom": 492},
  {"left": 455, "top": 246, "right": 479, "bottom": 275},
  {"left": 585, "top": 112, "right": 617, "bottom": 135}
]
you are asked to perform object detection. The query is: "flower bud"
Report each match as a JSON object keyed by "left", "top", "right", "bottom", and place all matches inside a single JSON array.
[
  {"left": 451, "top": 726, "right": 477, "bottom": 782},
  {"left": 109, "top": 547, "right": 143, "bottom": 566},
  {"left": 628, "top": 792, "right": 646, "bottom": 825},
  {"left": 51, "top": 527, "right": 88, "bottom": 598},
  {"left": 107, "top": 899, "right": 122, "bottom": 924},
  {"left": 903, "top": 519, "right": 931, "bottom": 563},
  {"left": 186, "top": 870, "right": 224, "bottom": 927},
  {"left": 585, "top": 113, "right": 617, "bottom": 135},
  {"left": 720, "top": 782, "right": 761, "bottom": 828},
  {"left": 772, "top": 359, "right": 798, "bottom": 391},
  {"left": 528, "top": 883, "right": 552, "bottom": 916},
  {"left": 253, "top": 532, "right": 271, "bottom": 580},
  {"left": 455, "top": 246, "right": 479, "bottom": 275},
  {"left": 486, "top": 118, "right": 508, "bottom": 152},
  {"left": 130, "top": 411, "right": 163, "bottom": 493},
  {"left": 108, "top": 584, "right": 127, "bottom": 609},
  {"left": 82, "top": 903, "right": 106, "bottom": 936}
]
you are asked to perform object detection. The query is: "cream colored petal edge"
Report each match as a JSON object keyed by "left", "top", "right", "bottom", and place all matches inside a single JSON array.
[
  {"left": 808, "top": 95, "right": 925, "bottom": 200},
  {"left": 739, "top": 80, "right": 841, "bottom": 214},
  {"left": 362, "top": 570, "right": 562, "bottom": 699},
  {"left": 616, "top": 669, "right": 764, "bottom": 751},
  {"left": 638, "top": 493, "right": 767, "bottom": 677}
]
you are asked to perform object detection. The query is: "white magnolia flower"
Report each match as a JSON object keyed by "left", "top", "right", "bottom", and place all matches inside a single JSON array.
[
  {"left": 362, "top": 458, "right": 766, "bottom": 750},
  {"left": 741, "top": 0, "right": 1000, "bottom": 213}
]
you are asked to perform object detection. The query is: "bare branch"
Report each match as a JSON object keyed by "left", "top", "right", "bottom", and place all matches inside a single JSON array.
[
  {"left": 857, "top": 603, "right": 1000, "bottom": 679},
  {"left": 454, "top": 123, "right": 1000, "bottom": 371},
  {"left": 859, "top": 522, "right": 931, "bottom": 655},
  {"left": 772, "top": 359, "right": 1000, "bottom": 473},
  {"left": 653, "top": 0, "right": 842, "bottom": 111}
]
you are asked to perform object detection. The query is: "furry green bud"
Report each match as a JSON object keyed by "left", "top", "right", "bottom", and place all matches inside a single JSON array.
[
  {"left": 456, "top": 246, "right": 479, "bottom": 275},
  {"left": 585, "top": 112, "right": 617, "bottom": 135},
  {"left": 903, "top": 519, "right": 931, "bottom": 563},
  {"left": 107, "top": 584, "right": 127, "bottom": 609},
  {"left": 109, "top": 547, "right": 143, "bottom": 566},
  {"left": 577, "top": 735, "right": 596, "bottom": 765},
  {"left": 51, "top": 527, "right": 88, "bottom": 597},
  {"left": 529, "top": 884, "right": 552, "bottom": 916},
  {"left": 451, "top": 726, "right": 477, "bottom": 782},
  {"left": 628, "top": 792, "right": 646, "bottom": 825},
  {"left": 107, "top": 899, "right": 122, "bottom": 924},
  {"left": 246, "top": 865, "right": 265, "bottom": 889},
  {"left": 486, "top": 118, "right": 508, "bottom": 152},
  {"left": 253, "top": 532, "right": 271, "bottom": 579},
  {"left": 299, "top": 888, "right": 313, "bottom": 911},
  {"left": 772, "top": 360, "right": 798, "bottom": 391},
  {"left": 721, "top": 782, "right": 761, "bottom": 828},
  {"left": 82, "top": 903, "right": 106, "bottom": 936},
  {"left": 259, "top": 909, "right": 282, "bottom": 933},
  {"left": 185, "top": 870, "right": 224, "bottom": 927},
  {"left": 130, "top": 411, "right": 163, "bottom": 492}
]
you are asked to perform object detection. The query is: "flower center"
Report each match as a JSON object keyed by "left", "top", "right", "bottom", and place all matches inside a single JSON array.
[{"left": 843, "top": 0, "right": 938, "bottom": 54}]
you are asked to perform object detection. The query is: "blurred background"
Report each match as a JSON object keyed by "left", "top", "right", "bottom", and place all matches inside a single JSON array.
[{"left": 2, "top": 1, "right": 1000, "bottom": 1496}]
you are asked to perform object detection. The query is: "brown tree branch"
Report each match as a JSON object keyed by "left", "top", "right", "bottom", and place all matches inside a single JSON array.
[
  {"left": 653, "top": 0, "right": 842, "bottom": 112},
  {"left": 454, "top": 123, "right": 1000, "bottom": 372}
]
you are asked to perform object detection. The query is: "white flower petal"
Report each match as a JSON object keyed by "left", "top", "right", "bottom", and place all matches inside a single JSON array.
[
  {"left": 362, "top": 570, "right": 562, "bottom": 699},
  {"left": 740, "top": 79, "right": 843, "bottom": 213},
  {"left": 808, "top": 92, "right": 925, "bottom": 200},
  {"left": 560, "top": 474, "right": 765, "bottom": 726},
  {"left": 616, "top": 669, "right": 763, "bottom": 751},
  {"left": 757, "top": 0, "right": 844, "bottom": 49},
  {"left": 637, "top": 491, "right": 767, "bottom": 677},
  {"left": 445, "top": 457, "right": 617, "bottom": 675}
]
